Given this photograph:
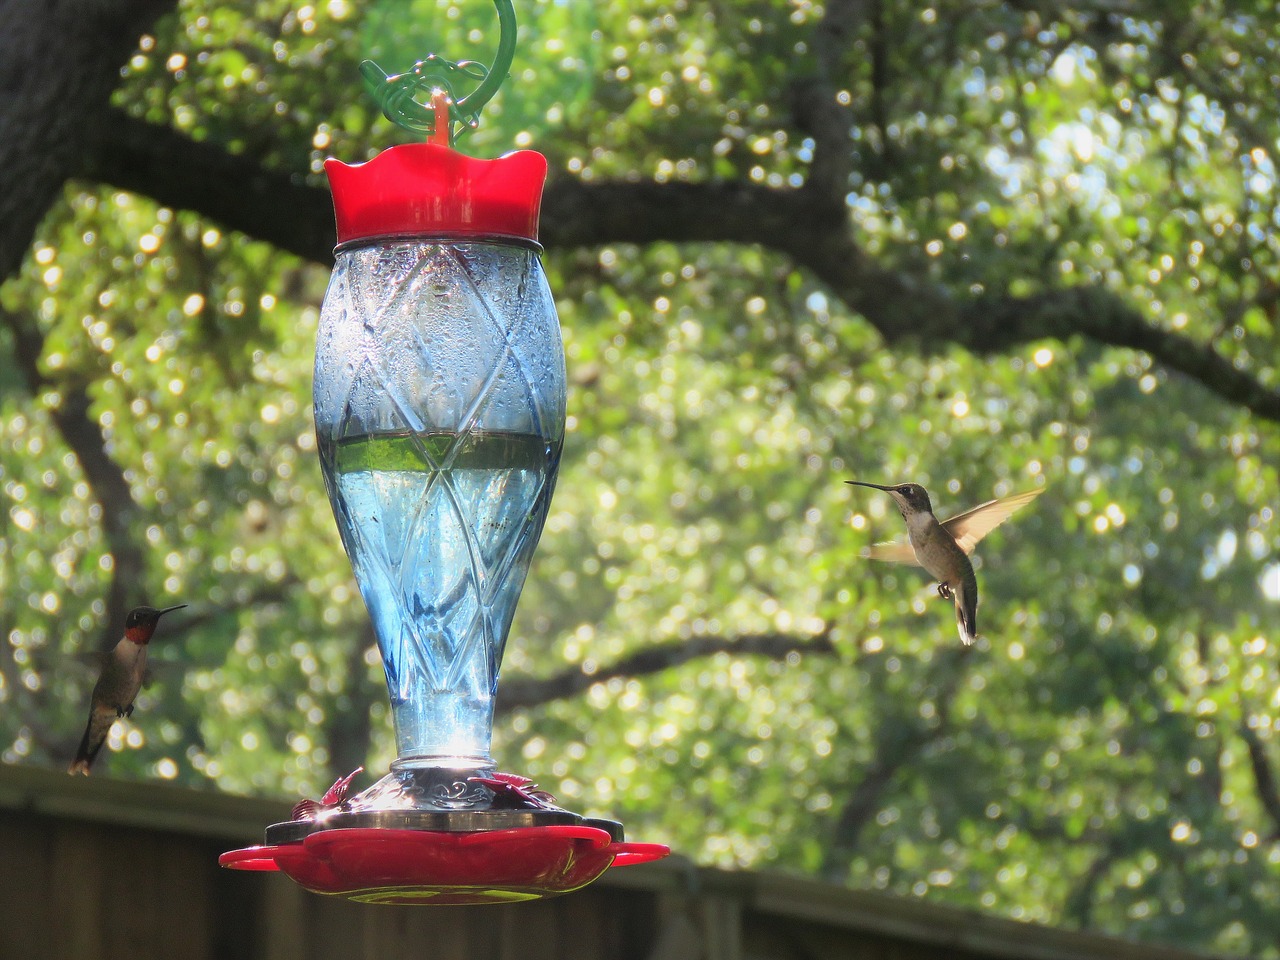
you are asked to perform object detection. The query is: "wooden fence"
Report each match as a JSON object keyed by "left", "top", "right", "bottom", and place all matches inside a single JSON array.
[{"left": 0, "top": 763, "right": 1229, "bottom": 960}]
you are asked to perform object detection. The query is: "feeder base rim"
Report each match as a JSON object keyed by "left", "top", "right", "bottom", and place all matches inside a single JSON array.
[{"left": 265, "top": 808, "right": 623, "bottom": 845}]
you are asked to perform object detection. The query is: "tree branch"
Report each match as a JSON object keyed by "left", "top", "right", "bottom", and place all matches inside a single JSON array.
[
  {"left": 1063, "top": 838, "right": 1121, "bottom": 928},
  {"left": 957, "top": 288, "right": 1280, "bottom": 422},
  {"left": 496, "top": 628, "right": 836, "bottom": 714},
  {"left": 791, "top": 0, "right": 869, "bottom": 199},
  {"left": 0, "top": 0, "right": 178, "bottom": 279},
  {"left": 77, "top": 111, "right": 1280, "bottom": 423},
  {"left": 824, "top": 645, "right": 972, "bottom": 872},
  {"left": 1238, "top": 721, "right": 1280, "bottom": 841},
  {"left": 1, "top": 304, "right": 146, "bottom": 650},
  {"left": 78, "top": 112, "right": 338, "bottom": 266}
]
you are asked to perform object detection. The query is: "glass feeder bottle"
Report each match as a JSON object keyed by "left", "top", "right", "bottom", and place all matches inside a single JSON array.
[{"left": 313, "top": 143, "right": 565, "bottom": 809}]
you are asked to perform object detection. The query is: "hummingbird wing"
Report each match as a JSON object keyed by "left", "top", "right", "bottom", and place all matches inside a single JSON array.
[
  {"left": 860, "top": 540, "right": 920, "bottom": 566},
  {"left": 941, "top": 488, "right": 1044, "bottom": 556},
  {"left": 70, "top": 651, "right": 109, "bottom": 671},
  {"left": 70, "top": 652, "right": 167, "bottom": 687}
]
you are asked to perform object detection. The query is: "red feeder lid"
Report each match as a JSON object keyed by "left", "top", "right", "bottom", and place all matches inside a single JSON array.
[{"left": 324, "top": 144, "right": 548, "bottom": 245}]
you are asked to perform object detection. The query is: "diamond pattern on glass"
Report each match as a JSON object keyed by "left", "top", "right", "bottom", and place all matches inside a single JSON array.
[{"left": 314, "top": 240, "right": 565, "bottom": 761}]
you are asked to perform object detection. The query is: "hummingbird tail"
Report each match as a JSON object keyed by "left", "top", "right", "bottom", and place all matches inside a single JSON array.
[
  {"left": 69, "top": 711, "right": 109, "bottom": 775},
  {"left": 953, "top": 579, "right": 978, "bottom": 646},
  {"left": 68, "top": 736, "right": 99, "bottom": 775}
]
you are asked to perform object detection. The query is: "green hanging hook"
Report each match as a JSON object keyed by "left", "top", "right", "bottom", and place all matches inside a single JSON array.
[{"left": 360, "top": 0, "right": 517, "bottom": 145}]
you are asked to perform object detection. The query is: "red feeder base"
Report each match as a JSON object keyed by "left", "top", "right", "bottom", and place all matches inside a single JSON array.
[{"left": 220, "top": 825, "right": 669, "bottom": 905}]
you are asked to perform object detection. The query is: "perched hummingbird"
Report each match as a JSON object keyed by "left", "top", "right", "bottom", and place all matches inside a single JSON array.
[
  {"left": 847, "top": 481, "right": 1043, "bottom": 645},
  {"left": 68, "top": 603, "right": 187, "bottom": 775}
]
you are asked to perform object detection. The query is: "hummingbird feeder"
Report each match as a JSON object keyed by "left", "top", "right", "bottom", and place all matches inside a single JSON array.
[{"left": 220, "top": 0, "right": 668, "bottom": 903}]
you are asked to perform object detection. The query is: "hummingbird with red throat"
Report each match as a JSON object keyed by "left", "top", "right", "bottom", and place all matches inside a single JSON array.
[
  {"left": 847, "top": 482, "right": 1042, "bottom": 645},
  {"left": 68, "top": 603, "right": 187, "bottom": 775}
]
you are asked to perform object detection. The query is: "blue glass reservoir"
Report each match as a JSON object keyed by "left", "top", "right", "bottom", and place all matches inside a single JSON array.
[{"left": 313, "top": 147, "right": 564, "bottom": 805}]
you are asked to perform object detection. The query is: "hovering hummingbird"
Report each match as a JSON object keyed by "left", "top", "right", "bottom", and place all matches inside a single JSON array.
[
  {"left": 847, "top": 481, "right": 1043, "bottom": 645},
  {"left": 68, "top": 603, "right": 187, "bottom": 775}
]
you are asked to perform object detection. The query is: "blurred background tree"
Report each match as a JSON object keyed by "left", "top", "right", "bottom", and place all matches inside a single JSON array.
[{"left": 1, "top": 0, "right": 1278, "bottom": 954}]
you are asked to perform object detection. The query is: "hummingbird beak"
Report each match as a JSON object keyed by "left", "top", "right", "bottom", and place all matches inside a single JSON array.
[
  {"left": 846, "top": 480, "right": 892, "bottom": 492},
  {"left": 156, "top": 604, "right": 188, "bottom": 617}
]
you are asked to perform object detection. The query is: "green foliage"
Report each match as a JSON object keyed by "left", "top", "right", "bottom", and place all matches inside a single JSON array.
[{"left": 2, "top": 1, "right": 1278, "bottom": 956}]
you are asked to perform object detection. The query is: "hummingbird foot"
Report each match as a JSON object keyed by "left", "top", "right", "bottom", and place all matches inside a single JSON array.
[{"left": 936, "top": 583, "right": 953, "bottom": 601}]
